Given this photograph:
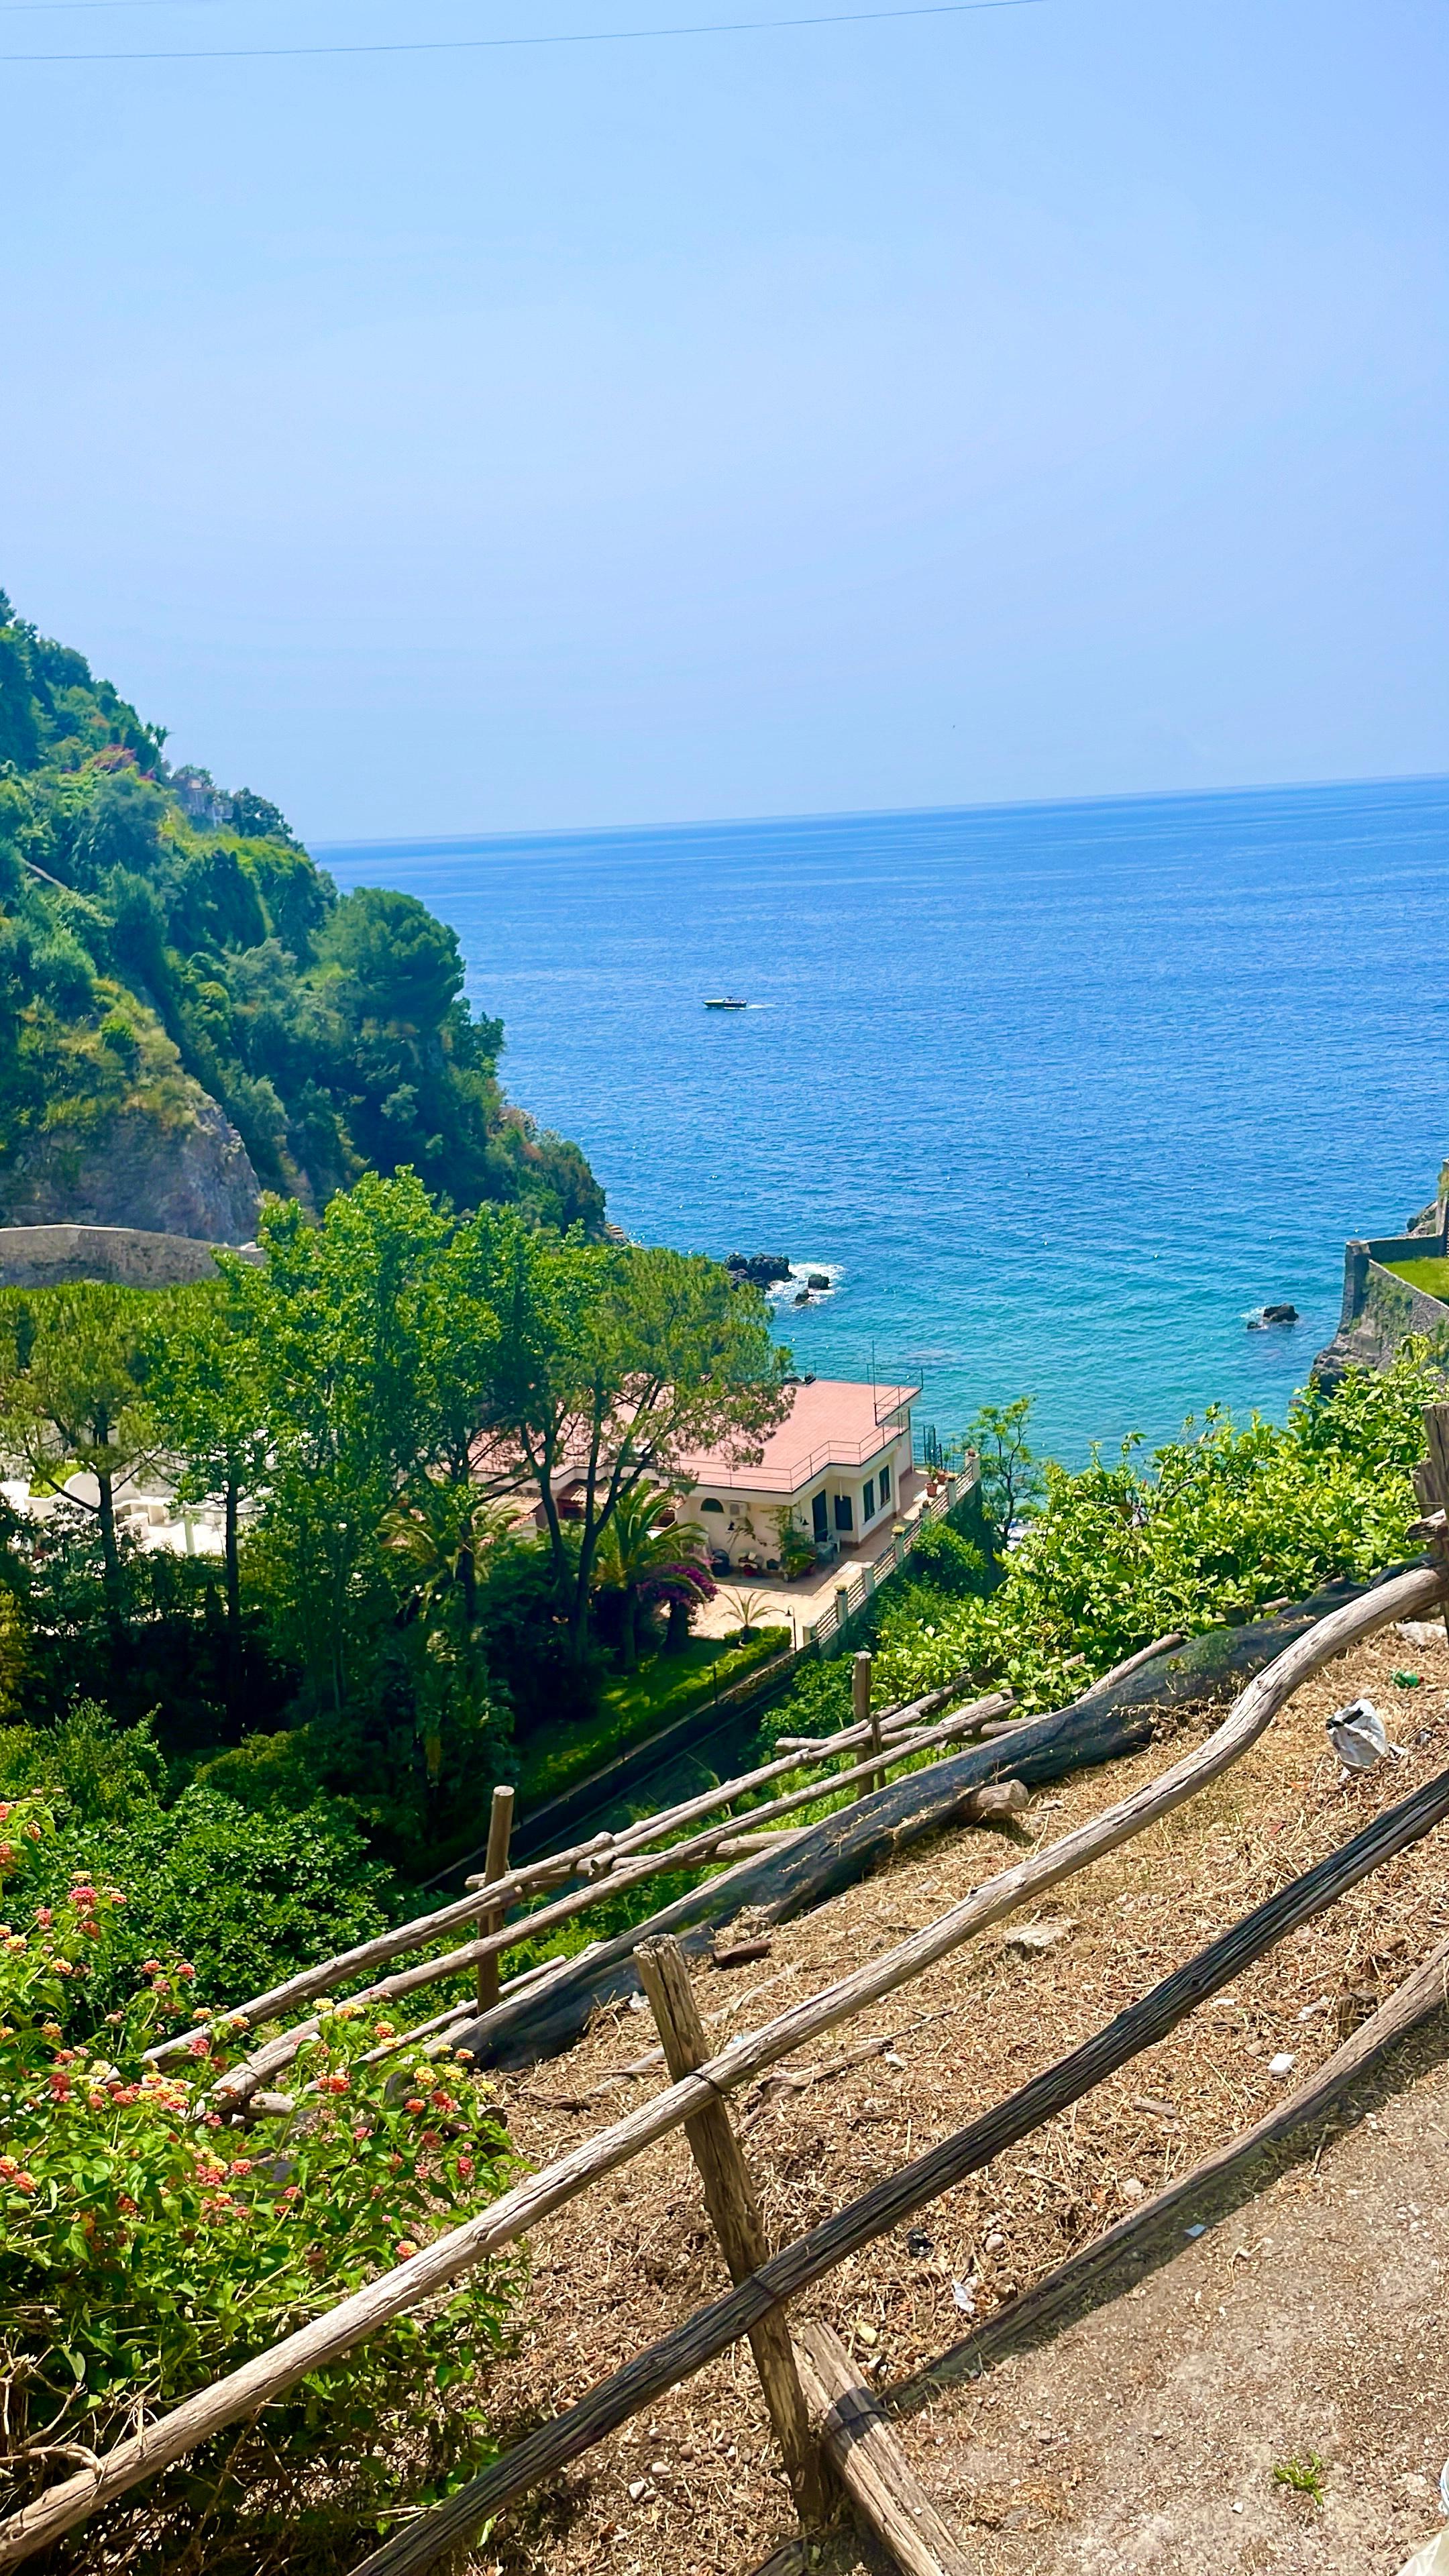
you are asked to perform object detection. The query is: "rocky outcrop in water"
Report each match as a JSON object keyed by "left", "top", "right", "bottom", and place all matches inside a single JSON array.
[{"left": 725, "top": 1252, "right": 792, "bottom": 1289}]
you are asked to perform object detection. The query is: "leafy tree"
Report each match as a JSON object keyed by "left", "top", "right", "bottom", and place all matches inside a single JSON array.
[
  {"left": 481, "top": 1228, "right": 792, "bottom": 1662},
  {"left": 0, "top": 1284, "right": 155, "bottom": 1632},
  {"left": 965, "top": 1394, "right": 1044, "bottom": 1559},
  {"left": 145, "top": 1281, "right": 272, "bottom": 1711},
  {"left": 222, "top": 1177, "right": 454, "bottom": 1717}
]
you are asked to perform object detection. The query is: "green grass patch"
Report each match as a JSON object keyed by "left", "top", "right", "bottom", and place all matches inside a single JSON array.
[
  {"left": 1383, "top": 1256, "right": 1449, "bottom": 1304},
  {"left": 514, "top": 1625, "right": 792, "bottom": 1811}
]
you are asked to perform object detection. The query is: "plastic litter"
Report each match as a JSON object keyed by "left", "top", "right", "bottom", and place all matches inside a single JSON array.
[
  {"left": 951, "top": 2278, "right": 977, "bottom": 2314},
  {"left": 1326, "top": 1699, "right": 1398, "bottom": 1771},
  {"left": 1268, "top": 2051, "right": 1297, "bottom": 2079},
  {"left": 1439, "top": 2456, "right": 1449, "bottom": 2518}
]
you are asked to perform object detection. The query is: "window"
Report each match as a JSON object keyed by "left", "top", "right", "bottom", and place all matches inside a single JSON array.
[
  {"left": 834, "top": 1492, "right": 853, "bottom": 1534},
  {"left": 863, "top": 1477, "right": 875, "bottom": 1521},
  {"left": 879, "top": 1460, "right": 892, "bottom": 1503},
  {"left": 812, "top": 1489, "right": 828, "bottom": 1542},
  {"left": 700, "top": 1497, "right": 724, "bottom": 1514}
]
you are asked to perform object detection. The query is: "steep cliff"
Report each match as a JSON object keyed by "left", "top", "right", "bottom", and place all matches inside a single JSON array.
[{"left": 0, "top": 592, "right": 603, "bottom": 1240}]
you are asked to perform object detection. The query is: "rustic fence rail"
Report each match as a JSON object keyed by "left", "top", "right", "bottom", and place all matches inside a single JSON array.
[
  {"left": 3, "top": 1557, "right": 1440, "bottom": 2570},
  {"left": 354, "top": 1753, "right": 1449, "bottom": 2575}
]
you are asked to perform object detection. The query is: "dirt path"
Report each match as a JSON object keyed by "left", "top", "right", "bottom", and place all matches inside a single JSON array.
[
  {"left": 474, "top": 1619, "right": 1449, "bottom": 2576},
  {"left": 894, "top": 2027, "right": 1449, "bottom": 2573}
]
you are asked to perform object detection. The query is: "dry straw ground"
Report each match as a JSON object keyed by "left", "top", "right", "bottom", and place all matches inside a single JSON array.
[{"left": 462, "top": 1619, "right": 1449, "bottom": 2576}]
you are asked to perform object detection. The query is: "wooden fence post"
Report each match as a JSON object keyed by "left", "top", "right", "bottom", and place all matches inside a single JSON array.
[
  {"left": 1419, "top": 1405, "right": 1449, "bottom": 1643},
  {"left": 853, "top": 1652, "right": 881, "bottom": 1799},
  {"left": 635, "top": 1937, "right": 828, "bottom": 2526},
  {"left": 475, "top": 1786, "right": 515, "bottom": 2015}
]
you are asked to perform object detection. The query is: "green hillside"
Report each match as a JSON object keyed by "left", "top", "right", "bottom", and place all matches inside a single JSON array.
[{"left": 0, "top": 592, "right": 602, "bottom": 1236}]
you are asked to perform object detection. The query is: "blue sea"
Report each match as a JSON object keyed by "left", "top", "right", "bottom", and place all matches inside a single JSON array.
[{"left": 321, "top": 778, "right": 1449, "bottom": 1467}]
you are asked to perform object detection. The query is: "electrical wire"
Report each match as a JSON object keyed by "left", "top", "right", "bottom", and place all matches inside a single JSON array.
[{"left": 0, "top": 0, "right": 1051, "bottom": 64}]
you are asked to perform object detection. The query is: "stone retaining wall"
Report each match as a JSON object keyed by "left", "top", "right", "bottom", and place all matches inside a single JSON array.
[{"left": 0, "top": 1224, "right": 262, "bottom": 1291}]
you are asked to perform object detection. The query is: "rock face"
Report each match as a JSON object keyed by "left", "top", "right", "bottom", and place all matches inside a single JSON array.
[
  {"left": 0, "top": 1092, "right": 260, "bottom": 1244},
  {"left": 725, "top": 1252, "right": 792, "bottom": 1289},
  {"left": 0, "top": 1224, "right": 262, "bottom": 1291}
]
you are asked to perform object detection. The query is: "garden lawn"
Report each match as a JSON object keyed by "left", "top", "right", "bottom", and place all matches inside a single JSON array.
[
  {"left": 1384, "top": 1256, "right": 1449, "bottom": 1303},
  {"left": 514, "top": 1627, "right": 791, "bottom": 1812}
]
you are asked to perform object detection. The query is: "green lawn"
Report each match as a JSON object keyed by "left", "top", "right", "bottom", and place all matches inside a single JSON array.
[
  {"left": 1384, "top": 1256, "right": 1449, "bottom": 1305},
  {"left": 515, "top": 1626, "right": 793, "bottom": 1810}
]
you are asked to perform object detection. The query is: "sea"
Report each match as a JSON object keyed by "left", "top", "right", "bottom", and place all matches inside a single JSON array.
[{"left": 321, "top": 776, "right": 1449, "bottom": 1469}]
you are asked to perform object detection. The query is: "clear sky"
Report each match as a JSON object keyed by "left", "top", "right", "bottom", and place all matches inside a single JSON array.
[{"left": 1, "top": 0, "right": 1445, "bottom": 839}]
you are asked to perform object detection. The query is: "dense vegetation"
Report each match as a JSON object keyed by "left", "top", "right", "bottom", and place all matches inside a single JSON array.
[
  {"left": 0, "top": 592, "right": 600, "bottom": 1232},
  {"left": 0, "top": 1792, "right": 519, "bottom": 2572},
  {"left": 0, "top": 1175, "right": 790, "bottom": 1981},
  {"left": 767, "top": 1347, "right": 1440, "bottom": 1744}
]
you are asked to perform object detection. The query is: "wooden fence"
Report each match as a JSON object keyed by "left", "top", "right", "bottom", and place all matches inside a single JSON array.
[{"left": 3, "top": 1551, "right": 1444, "bottom": 2571}]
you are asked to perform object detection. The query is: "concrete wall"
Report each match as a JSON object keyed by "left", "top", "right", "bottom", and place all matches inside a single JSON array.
[
  {"left": 0, "top": 1224, "right": 262, "bottom": 1291},
  {"left": 1313, "top": 1215, "right": 1449, "bottom": 1385}
]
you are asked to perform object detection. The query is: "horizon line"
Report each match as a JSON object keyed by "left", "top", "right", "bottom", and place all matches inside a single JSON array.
[{"left": 311, "top": 765, "right": 1449, "bottom": 857}]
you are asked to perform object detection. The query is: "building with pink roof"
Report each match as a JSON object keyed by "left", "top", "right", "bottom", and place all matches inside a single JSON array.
[{"left": 672, "top": 1377, "right": 919, "bottom": 1572}]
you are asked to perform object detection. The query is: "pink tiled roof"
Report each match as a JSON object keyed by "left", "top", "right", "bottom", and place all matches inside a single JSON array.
[{"left": 674, "top": 1380, "right": 918, "bottom": 1495}]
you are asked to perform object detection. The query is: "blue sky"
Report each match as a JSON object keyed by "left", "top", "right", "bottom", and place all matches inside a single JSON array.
[{"left": 1, "top": 0, "right": 1445, "bottom": 837}]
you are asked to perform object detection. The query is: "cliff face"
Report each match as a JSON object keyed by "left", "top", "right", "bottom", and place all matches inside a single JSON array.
[
  {"left": 0, "top": 1087, "right": 260, "bottom": 1244},
  {"left": 0, "top": 594, "right": 606, "bottom": 1243}
]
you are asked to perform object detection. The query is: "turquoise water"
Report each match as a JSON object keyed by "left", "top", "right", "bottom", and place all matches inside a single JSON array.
[{"left": 321, "top": 777, "right": 1449, "bottom": 1465}]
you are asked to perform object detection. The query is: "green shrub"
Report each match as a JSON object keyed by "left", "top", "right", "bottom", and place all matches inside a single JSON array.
[{"left": 0, "top": 1794, "right": 520, "bottom": 2570}]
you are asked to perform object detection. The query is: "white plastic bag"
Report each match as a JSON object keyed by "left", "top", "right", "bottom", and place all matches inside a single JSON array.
[{"left": 1396, "top": 2531, "right": 1449, "bottom": 2575}]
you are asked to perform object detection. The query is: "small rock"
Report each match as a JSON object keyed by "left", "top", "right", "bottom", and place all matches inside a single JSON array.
[
  {"left": 648, "top": 2460, "right": 667, "bottom": 2477},
  {"left": 1262, "top": 1303, "right": 1299, "bottom": 1324},
  {"left": 1120, "top": 2178, "right": 1146, "bottom": 2202},
  {"left": 855, "top": 2318, "right": 878, "bottom": 2345},
  {"left": 1003, "top": 1917, "right": 1074, "bottom": 1956},
  {"left": 983, "top": 2229, "right": 1006, "bottom": 2251},
  {"left": 806, "top": 1273, "right": 830, "bottom": 1291},
  {"left": 1268, "top": 2051, "right": 1297, "bottom": 2079},
  {"left": 627, "top": 2479, "right": 650, "bottom": 2502}
]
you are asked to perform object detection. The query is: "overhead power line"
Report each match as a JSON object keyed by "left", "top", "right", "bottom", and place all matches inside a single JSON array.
[{"left": 0, "top": 0, "right": 1051, "bottom": 64}]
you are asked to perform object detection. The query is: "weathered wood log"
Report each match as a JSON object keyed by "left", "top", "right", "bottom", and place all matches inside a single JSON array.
[
  {"left": 345, "top": 1752, "right": 1449, "bottom": 2576},
  {"left": 896, "top": 1928, "right": 1449, "bottom": 2399},
  {"left": 1072, "top": 1630, "right": 1185, "bottom": 1699},
  {"left": 465, "top": 1567, "right": 1417, "bottom": 2066},
  {"left": 213, "top": 1693, "right": 1038, "bottom": 2102},
  {"left": 794, "top": 2321, "right": 972, "bottom": 2576},
  {"left": 636, "top": 1939, "right": 826, "bottom": 2524},
  {"left": 153, "top": 1686, "right": 1009, "bottom": 2068},
  {"left": 5, "top": 1564, "right": 1435, "bottom": 2571},
  {"left": 707, "top": 1829, "right": 807, "bottom": 1860}
]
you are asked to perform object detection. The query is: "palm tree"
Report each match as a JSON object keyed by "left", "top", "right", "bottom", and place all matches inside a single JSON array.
[
  {"left": 383, "top": 1479, "right": 513, "bottom": 1625},
  {"left": 593, "top": 1485, "right": 714, "bottom": 1670}
]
